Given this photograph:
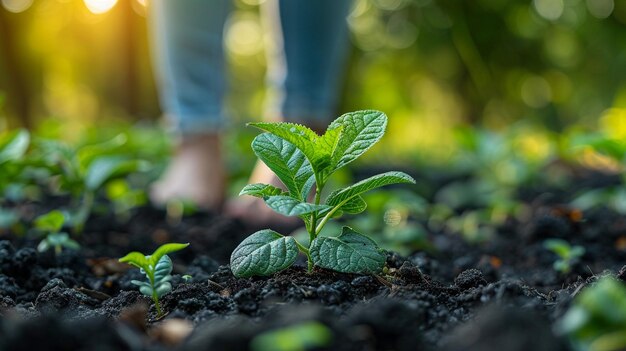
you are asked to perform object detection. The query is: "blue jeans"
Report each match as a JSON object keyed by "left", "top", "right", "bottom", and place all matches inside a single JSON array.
[{"left": 149, "top": 0, "right": 352, "bottom": 135}]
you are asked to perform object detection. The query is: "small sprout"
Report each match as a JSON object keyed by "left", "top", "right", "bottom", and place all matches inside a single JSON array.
[
  {"left": 34, "top": 210, "right": 79, "bottom": 255},
  {"left": 37, "top": 232, "right": 80, "bottom": 255},
  {"left": 230, "top": 110, "right": 416, "bottom": 277},
  {"left": 119, "top": 243, "right": 189, "bottom": 317},
  {"left": 543, "top": 238, "right": 585, "bottom": 274},
  {"left": 181, "top": 274, "right": 192, "bottom": 283},
  {"left": 558, "top": 277, "right": 626, "bottom": 350}
]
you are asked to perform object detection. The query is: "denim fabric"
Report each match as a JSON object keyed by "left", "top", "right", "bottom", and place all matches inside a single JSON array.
[
  {"left": 149, "top": 0, "right": 352, "bottom": 135},
  {"left": 149, "top": 0, "right": 231, "bottom": 134},
  {"left": 273, "top": 0, "right": 353, "bottom": 126}
]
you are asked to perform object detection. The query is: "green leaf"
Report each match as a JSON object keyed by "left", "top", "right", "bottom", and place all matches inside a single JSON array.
[
  {"left": 0, "top": 129, "right": 29, "bottom": 165},
  {"left": 250, "top": 133, "right": 314, "bottom": 199},
  {"left": 230, "top": 229, "right": 298, "bottom": 277},
  {"left": 40, "top": 232, "right": 79, "bottom": 252},
  {"left": 153, "top": 255, "right": 173, "bottom": 283},
  {"left": 572, "top": 135, "right": 626, "bottom": 163},
  {"left": 315, "top": 126, "right": 343, "bottom": 177},
  {"left": 328, "top": 110, "right": 387, "bottom": 171},
  {"left": 329, "top": 196, "right": 368, "bottom": 219},
  {"left": 544, "top": 239, "right": 572, "bottom": 259},
  {"left": 34, "top": 210, "right": 65, "bottom": 232},
  {"left": 249, "top": 122, "right": 342, "bottom": 177},
  {"left": 340, "top": 195, "right": 367, "bottom": 215},
  {"left": 249, "top": 122, "right": 319, "bottom": 164},
  {"left": 155, "top": 281, "right": 173, "bottom": 298},
  {"left": 240, "top": 183, "right": 285, "bottom": 198},
  {"left": 77, "top": 134, "right": 128, "bottom": 171},
  {"left": 265, "top": 195, "right": 331, "bottom": 217},
  {"left": 61, "top": 237, "right": 80, "bottom": 250},
  {"left": 310, "top": 226, "right": 386, "bottom": 274},
  {"left": 130, "top": 280, "right": 152, "bottom": 290},
  {"left": 326, "top": 172, "right": 415, "bottom": 210},
  {"left": 85, "top": 156, "right": 149, "bottom": 190},
  {"left": 558, "top": 277, "right": 626, "bottom": 345},
  {"left": 149, "top": 242, "right": 189, "bottom": 268},
  {"left": 119, "top": 252, "right": 150, "bottom": 271},
  {"left": 136, "top": 283, "right": 154, "bottom": 297}
]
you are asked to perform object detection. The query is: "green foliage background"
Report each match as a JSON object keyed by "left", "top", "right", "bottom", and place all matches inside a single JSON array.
[{"left": 1, "top": 0, "right": 626, "bottom": 165}]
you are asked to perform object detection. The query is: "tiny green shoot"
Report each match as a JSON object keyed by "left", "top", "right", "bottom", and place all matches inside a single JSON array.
[
  {"left": 119, "top": 242, "right": 189, "bottom": 317},
  {"left": 543, "top": 238, "right": 585, "bottom": 274},
  {"left": 558, "top": 277, "right": 626, "bottom": 351},
  {"left": 230, "top": 110, "right": 416, "bottom": 277},
  {"left": 35, "top": 210, "right": 79, "bottom": 255}
]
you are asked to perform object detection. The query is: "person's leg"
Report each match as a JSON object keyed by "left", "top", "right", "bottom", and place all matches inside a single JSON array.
[
  {"left": 229, "top": 0, "right": 353, "bottom": 224},
  {"left": 148, "top": 0, "right": 231, "bottom": 209},
  {"left": 267, "top": 0, "right": 353, "bottom": 129}
]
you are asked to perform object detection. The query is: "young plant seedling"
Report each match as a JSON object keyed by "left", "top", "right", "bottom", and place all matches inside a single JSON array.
[
  {"left": 543, "top": 238, "right": 585, "bottom": 274},
  {"left": 558, "top": 277, "right": 626, "bottom": 351},
  {"left": 119, "top": 242, "right": 189, "bottom": 317},
  {"left": 230, "top": 110, "right": 416, "bottom": 277},
  {"left": 35, "top": 210, "right": 80, "bottom": 255},
  {"left": 33, "top": 135, "right": 149, "bottom": 233}
]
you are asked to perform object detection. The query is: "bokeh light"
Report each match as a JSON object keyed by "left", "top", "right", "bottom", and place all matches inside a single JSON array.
[
  {"left": 600, "top": 108, "right": 626, "bottom": 139},
  {"left": 521, "top": 75, "right": 552, "bottom": 108},
  {"left": 586, "top": 0, "right": 614, "bottom": 19},
  {"left": 225, "top": 13, "right": 264, "bottom": 57},
  {"left": 533, "top": 0, "right": 564, "bottom": 20},
  {"left": 1, "top": 0, "right": 33, "bottom": 13},
  {"left": 83, "top": 0, "right": 118, "bottom": 15}
]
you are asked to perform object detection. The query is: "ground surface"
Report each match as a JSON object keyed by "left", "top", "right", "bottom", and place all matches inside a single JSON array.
[{"left": 1, "top": 176, "right": 625, "bottom": 351}]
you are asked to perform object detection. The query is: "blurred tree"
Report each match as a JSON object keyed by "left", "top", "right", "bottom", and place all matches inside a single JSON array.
[{"left": 0, "top": 6, "right": 32, "bottom": 128}]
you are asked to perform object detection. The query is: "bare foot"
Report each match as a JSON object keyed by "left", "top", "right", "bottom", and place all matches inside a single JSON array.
[
  {"left": 151, "top": 134, "right": 226, "bottom": 210},
  {"left": 225, "top": 160, "right": 301, "bottom": 230}
]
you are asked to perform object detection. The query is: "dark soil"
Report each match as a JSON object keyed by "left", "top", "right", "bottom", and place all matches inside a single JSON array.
[{"left": 1, "top": 176, "right": 625, "bottom": 351}]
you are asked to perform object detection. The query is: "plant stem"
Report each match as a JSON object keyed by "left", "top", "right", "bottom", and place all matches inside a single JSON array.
[
  {"left": 315, "top": 206, "right": 339, "bottom": 235},
  {"left": 314, "top": 184, "right": 322, "bottom": 205},
  {"left": 294, "top": 239, "right": 309, "bottom": 255},
  {"left": 314, "top": 195, "right": 354, "bottom": 235},
  {"left": 309, "top": 181, "right": 323, "bottom": 233},
  {"left": 294, "top": 238, "right": 313, "bottom": 272},
  {"left": 153, "top": 295, "right": 162, "bottom": 317},
  {"left": 307, "top": 177, "right": 324, "bottom": 273},
  {"left": 148, "top": 272, "right": 162, "bottom": 317}
]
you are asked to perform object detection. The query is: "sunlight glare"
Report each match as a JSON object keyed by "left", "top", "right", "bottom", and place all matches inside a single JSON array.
[{"left": 83, "top": 0, "right": 118, "bottom": 14}]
